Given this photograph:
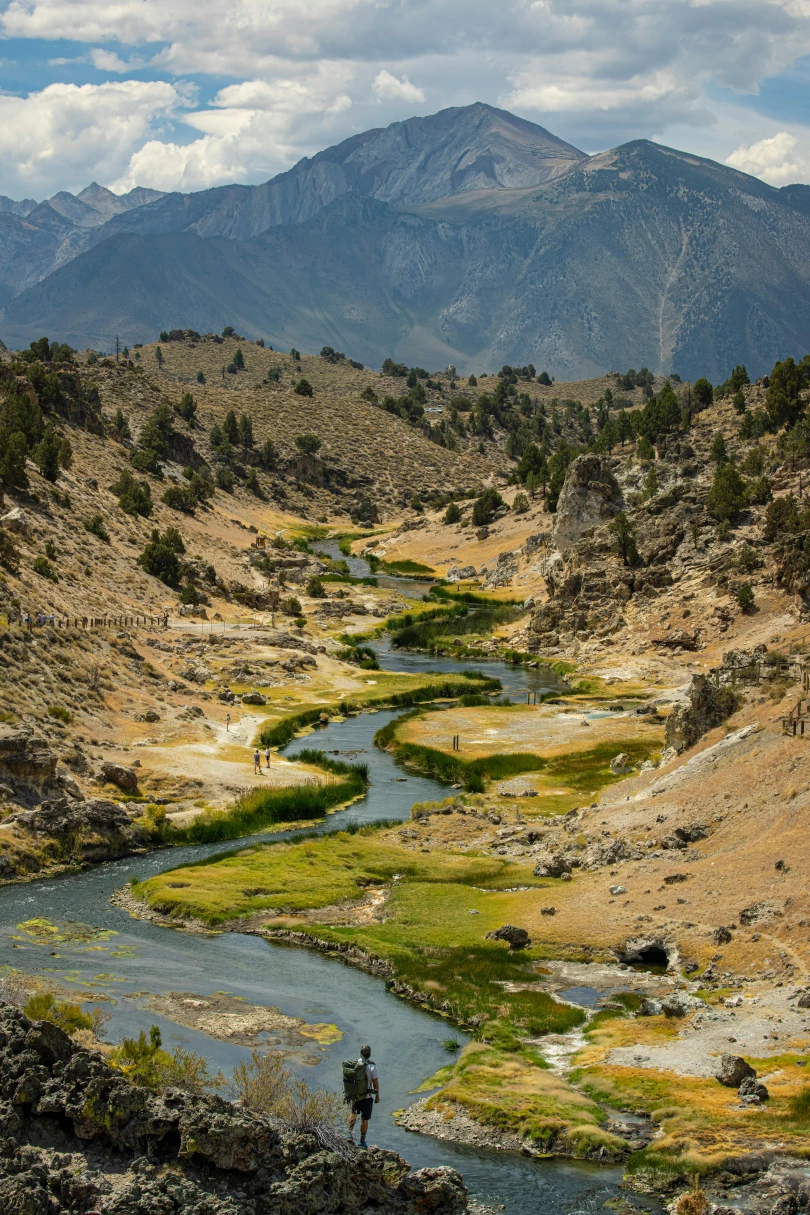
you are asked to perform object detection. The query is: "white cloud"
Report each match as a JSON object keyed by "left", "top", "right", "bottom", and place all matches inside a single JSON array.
[
  {"left": 725, "top": 131, "right": 810, "bottom": 185},
  {"left": 110, "top": 67, "right": 357, "bottom": 192},
  {"left": 0, "top": 80, "right": 181, "bottom": 197},
  {"left": 4, "top": 0, "right": 810, "bottom": 192},
  {"left": 89, "top": 48, "right": 148, "bottom": 72},
  {"left": 372, "top": 70, "right": 424, "bottom": 104}
]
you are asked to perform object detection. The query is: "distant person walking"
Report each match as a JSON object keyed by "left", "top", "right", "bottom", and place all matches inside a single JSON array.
[
  {"left": 225, "top": 713, "right": 231, "bottom": 732},
  {"left": 264, "top": 745, "right": 271, "bottom": 769},
  {"left": 253, "top": 748, "right": 261, "bottom": 774},
  {"left": 343, "top": 1044, "right": 379, "bottom": 1148}
]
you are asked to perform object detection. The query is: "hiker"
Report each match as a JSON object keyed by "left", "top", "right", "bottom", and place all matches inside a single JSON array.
[
  {"left": 264, "top": 745, "right": 271, "bottom": 769},
  {"left": 253, "top": 748, "right": 261, "bottom": 774},
  {"left": 344, "top": 1044, "right": 379, "bottom": 1148},
  {"left": 225, "top": 712, "right": 230, "bottom": 732}
]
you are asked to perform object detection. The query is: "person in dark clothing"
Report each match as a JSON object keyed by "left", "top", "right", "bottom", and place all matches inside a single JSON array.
[{"left": 347, "top": 1044, "right": 379, "bottom": 1148}]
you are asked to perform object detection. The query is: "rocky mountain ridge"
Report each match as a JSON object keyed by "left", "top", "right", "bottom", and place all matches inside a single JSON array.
[{"left": 2, "top": 105, "right": 810, "bottom": 377}]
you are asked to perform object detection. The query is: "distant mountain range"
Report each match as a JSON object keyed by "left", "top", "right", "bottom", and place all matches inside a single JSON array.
[{"left": 2, "top": 102, "right": 810, "bottom": 380}]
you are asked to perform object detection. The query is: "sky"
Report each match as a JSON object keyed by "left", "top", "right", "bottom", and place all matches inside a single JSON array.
[{"left": 1, "top": 0, "right": 810, "bottom": 200}]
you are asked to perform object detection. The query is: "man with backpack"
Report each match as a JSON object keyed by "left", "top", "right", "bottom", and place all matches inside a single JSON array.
[{"left": 343, "top": 1044, "right": 379, "bottom": 1148}]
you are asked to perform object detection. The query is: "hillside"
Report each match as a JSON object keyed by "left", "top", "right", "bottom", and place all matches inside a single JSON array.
[{"left": 2, "top": 106, "right": 810, "bottom": 377}]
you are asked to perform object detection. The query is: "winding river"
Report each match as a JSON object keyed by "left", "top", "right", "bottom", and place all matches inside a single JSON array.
[{"left": 0, "top": 567, "right": 653, "bottom": 1215}]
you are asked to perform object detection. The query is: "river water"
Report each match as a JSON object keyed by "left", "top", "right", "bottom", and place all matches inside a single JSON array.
[{"left": 0, "top": 569, "right": 652, "bottom": 1215}]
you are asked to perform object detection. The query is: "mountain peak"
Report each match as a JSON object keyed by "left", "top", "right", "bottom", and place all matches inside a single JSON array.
[{"left": 306, "top": 101, "right": 585, "bottom": 206}]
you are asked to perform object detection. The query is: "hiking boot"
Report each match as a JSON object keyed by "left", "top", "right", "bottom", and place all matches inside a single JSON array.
[
  {"left": 346, "top": 1134, "right": 355, "bottom": 1143},
  {"left": 359, "top": 1140, "right": 368, "bottom": 1149}
]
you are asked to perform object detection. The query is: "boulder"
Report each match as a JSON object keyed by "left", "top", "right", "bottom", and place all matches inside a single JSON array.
[
  {"left": 610, "top": 753, "right": 633, "bottom": 775},
  {"left": 797, "top": 991, "right": 810, "bottom": 1009},
  {"left": 716, "top": 1054, "right": 756, "bottom": 1087},
  {"left": 99, "top": 762, "right": 139, "bottom": 794},
  {"left": 533, "top": 853, "right": 572, "bottom": 878},
  {"left": 738, "top": 1075, "right": 769, "bottom": 1103},
  {"left": 485, "top": 924, "right": 531, "bottom": 950},
  {"left": 551, "top": 455, "right": 624, "bottom": 552},
  {"left": 446, "top": 565, "right": 476, "bottom": 582},
  {"left": 665, "top": 675, "right": 739, "bottom": 753},
  {"left": 0, "top": 728, "right": 58, "bottom": 790},
  {"left": 0, "top": 507, "right": 30, "bottom": 536},
  {"left": 241, "top": 692, "right": 268, "bottom": 706}
]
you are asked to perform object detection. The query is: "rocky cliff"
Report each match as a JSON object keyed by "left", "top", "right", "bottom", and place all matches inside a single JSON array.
[{"left": 0, "top": 1001, "right": 467, "bottom": 1214}]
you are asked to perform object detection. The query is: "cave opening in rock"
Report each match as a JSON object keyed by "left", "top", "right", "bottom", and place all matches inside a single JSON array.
[{"left": 630, "top": 945, "right": 669, "bottom": 973}]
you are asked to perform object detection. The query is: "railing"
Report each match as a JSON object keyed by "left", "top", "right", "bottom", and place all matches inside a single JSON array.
[{"left": 782, "top": 697, "right": 810, "bottom": 736}]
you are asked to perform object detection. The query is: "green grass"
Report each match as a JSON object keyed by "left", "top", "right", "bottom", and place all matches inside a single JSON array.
[
  {"left": 376, "top": 717, "right": 658, "bottom": 796},
  {"left": 380, "top": 558, "right": 435, "bottom": 577},
  {"left": 255, "top": 674, "right": 501, "bottom": 748},
  {"left": 430, "top": 585, "right": 524, "bottom": 607},
  {"left": 137, "top": 829, "right": 581, "bottom": 1041},
  {"left": 375, "top": 723, "right": 546, "bottom": 793},
  {"left": 391, "top": 604, "right": 523, "bottom": 650},
  {"left": 163, "top": 751, "right": 369, "bottom": 844}
]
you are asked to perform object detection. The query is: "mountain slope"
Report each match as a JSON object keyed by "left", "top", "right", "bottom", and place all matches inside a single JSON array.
[
  {"left": 2, "top": 107, "right": 810, "bottom": 377},
  {"left": 5, "top": 140, "right": 810, "bottom": 379}
]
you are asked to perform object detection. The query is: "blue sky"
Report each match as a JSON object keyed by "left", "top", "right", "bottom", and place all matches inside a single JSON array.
[{"left": 1, "top": 0, "right": 809, "bottom": 199}]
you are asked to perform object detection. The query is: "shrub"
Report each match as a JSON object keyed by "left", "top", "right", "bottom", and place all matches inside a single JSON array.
[
  {"left": 216, "top": 466, "right": 234, "bottom": 492},
  {"left": 23, "top": 991, "right": 92, "bottom": 1035},
  {"left": 111, "top": 470, "right": 153, "bottom": 517},
  {"left": 233, "top": 347, "right": 245, "bottom": 370},
  {"left": 610, "top": 512, "right": 640, "bottom": 566},
  {"left": 737, "top": 582, "right": 755, "bottom": 612},
  {"left": 231, "top": 1049, "right": 343, "bottom": 1134},
  {"left": 47, "top": 704, "right": 73, "bottom": 723},
  {"left": 0, "top": 528, "right": 20, "bottom": 573},
  {"left": 711, "top": 431, "right": 728, "bottom": 465},
  {"left": 176, "top": 392, "right": 197, "bottom": 424},
  {"left": 33, "top": 424, "right": 62, "bottom": 482},
  {"left": 294, "top": 379, "right": 313, "bottom": 397},
  {"left": 113, "top": 409, "right": 131, "bottom": 439},
  {"left": 197, "top": 370, "right": 205, "bottom": 384},
  {"left": 110, "top": 1024, "right": 218, "bottom": 1094},
  {"left": 512, "top": 492, "right": 529, "bottom": 514},
  {"left": 738, "top": 544, "right": 762, "bottom": 573},
  {"left": 137, "top": 527, "right": 185, "bottom": 587},
  {"left": 471, "top": 487, "right": 504, "bottom": 527},
  {"left": 444, "top": 501, "right": 461, "bottom": 524},
  {"left": 295, "top": 433, "right": 321, "bottom": 454},
  {"left": 162, "top": 485, "right": 197, "bottom": 513},
  {"left": 282, "top": 596, "right": 302, "bottom": 615},
  {"left": 747, "top": 475, "right": 773, "bottom": 505},
  {"left": 245, "top": 468, "right": 263, "bottom": 497},
  {"left": 707, "top": 463, "right": 747, "bottom": 522},
  {"left": 637, "top": 435, "right": 655, "bottom": 460},
  {"left": 307, "top": 576, "right": 325, "bottom": 597},
  {"left": 694, "top": 378, "right": 713, "bottom": 409},
  {"left": 179, "top": 584, "right": 201, "bottom": 605},
  {"left": 33, "top": 556, "right": 58, "bottom": 581},
  {"left": 740, "top": 445, "right": 765, "bottom": 476},
  {"left": 84, "top": 514, "right": 110, "bottom": 542}
]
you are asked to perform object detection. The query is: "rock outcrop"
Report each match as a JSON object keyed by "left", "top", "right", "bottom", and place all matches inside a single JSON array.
[
  {"left": 665, "top": 676, "right": 740, "bottom": 753},
  {"left": 716, "top": 1054, "right": 756, "bottom": 1087},
  {"left": 0, "top": 1001, "right": 468, "bottom": 1214},
  {"left": 484, "top": 924, "right": 531, "bottom": 950},
  {"left": 551, "top": 456, "right": 624, "bottom": 552}
]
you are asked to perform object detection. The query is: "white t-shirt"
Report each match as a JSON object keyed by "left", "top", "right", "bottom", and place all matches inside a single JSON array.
[{"left": 362, "top": 1059, "right": 378, "bottom": 1092}]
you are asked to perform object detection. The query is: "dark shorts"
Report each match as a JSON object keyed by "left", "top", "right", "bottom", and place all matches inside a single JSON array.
[{"left": 352, "top": 1096, "right": 374, "bottom": 1120}]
